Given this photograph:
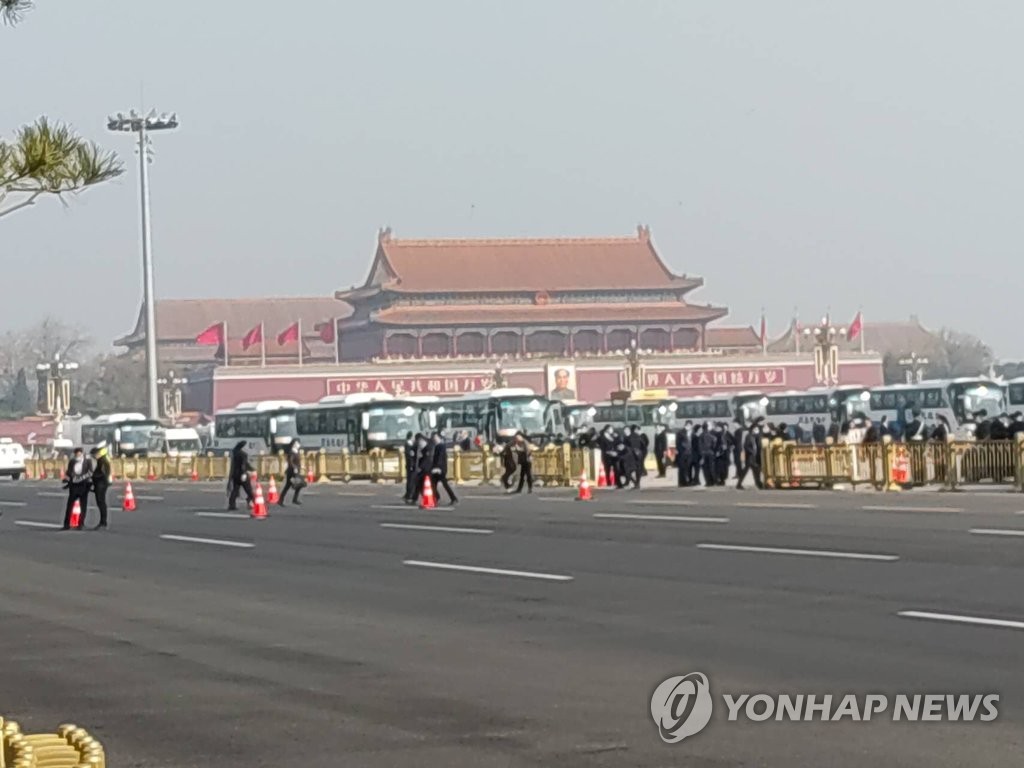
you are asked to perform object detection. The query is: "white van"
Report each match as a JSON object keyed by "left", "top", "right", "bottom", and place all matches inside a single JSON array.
[
  {"left": 146, "top": 428, "right": 204, "bottom": 457},
  {"left": 0, "top": 438, "right": 26, "bottom": 479}
]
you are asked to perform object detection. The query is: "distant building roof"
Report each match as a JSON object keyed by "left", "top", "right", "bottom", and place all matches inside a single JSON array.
[
  {"left": 365, "top": 302, "right": 727, "bottom": 327},
  {"left": 339, "top": 225, "right": 704, "bottom": 297},
  {"left": 769, "top": 316, "right": 938, "bottom": 355},
  {"left": 706, "top": 325, "right": 761, "bottom": 349},
  {"left": 116, "top": 298, "right": 351, "bottom": 355}
]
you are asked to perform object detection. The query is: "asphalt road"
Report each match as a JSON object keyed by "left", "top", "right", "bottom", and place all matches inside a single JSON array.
[{"left": 0, "top": 478, "right": 1023, "bottom": 767}]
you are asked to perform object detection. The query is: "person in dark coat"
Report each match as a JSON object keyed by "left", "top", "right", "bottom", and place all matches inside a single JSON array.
[
  {"left": 974, "top": 411, "right": 991, "bottom": 441},
  {"left": 430, "top": 432, "right": 458, "bottom": 505},
  {"left": 713, "top": 423, "right": 731, "bottom": 486},
  {"left": 930, "top": 414, "right": 950, "bottom": 442},
  {"left": 1009, "top": 412, "right": 1024, "bottom": 439},
  {"left": 698, "top": 423, "right": 717, "bottom": 487},
  {"left": 690, "top": 424, "right": 703, "bottom": 485},
  {"left": 653, "top": 425, "right": 669, "bottom": 478},
  {"left": 616, "top": 432, "right": 640, "bottom": 489},
  {"left": 499, "top": 440, "right": 518, "bottom": 491},
  {"left": 627, "top": 426, "right": 646, "bottom": 483},
  {"left": 513, "top": 432, "right": 535, "bottom": 494},
  {"left": 279, "top": 438, "right": 305, "bottom": 506},
  {"left": 731, "top": 420, "right": 745, "bottom": 479},
  {"left": 415, "top": 434, "right": 434, "bottom": 501},
  {"left": 403, "top": 432, "right": 419, "bottom": 504},
  {"left": 637, "top": 427, "right": 650, "bottom": 477},
  {"left": 736, "top": 422, "right": 764, "bottom": 490},
  {"left": 62, "top": 447, "right": 91, "bottom": 530},
  {"left": 598, "top": 427, "right": 619, "bottom": 487},
  {"left": 990, "top": 414, "right": 1010, "bottom": 441},
  {"left": 811, "top": 422, "right": 826, "bottom": 445},
  {"left": 228, "top": 440, "right": 255, "bottom": 511},
  {"left": 903, "top": 408, "right": 927, "bottom": 442},
  {"left": 675, "top": 424, "right": 692, "bottom": 487},
  {"left": 88, "top": 444, "right": 111, "bottom": 529},
  {"left": 827, "top": 421, "right": 841, "bottom": 443}
]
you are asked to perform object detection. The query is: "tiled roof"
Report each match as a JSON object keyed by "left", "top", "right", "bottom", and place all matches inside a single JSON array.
[
  {"left": 116, "top": 298, "right": 351, "bottom": 346},
  {"left": 363, "top": 302, "right": 727, "bottom": 327},
  {"left": 769, "top": 317, "right": 938, "bottom": 355},
  {"left": 341, "top": 225, "right": 703, "bottom": 295},
  {"left": 706, "top": 325, "right": 761, "bottom": 349}
]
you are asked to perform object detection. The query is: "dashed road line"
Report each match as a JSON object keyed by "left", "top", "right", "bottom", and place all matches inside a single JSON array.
[
  {"left": 381, "top": 523, "right": 493, "bottom": 535},
  {"left": 159, "top": 534, "right": 254, "bottom": 549},
  {"left": 402, "top": 560, "right": 573, "bottom": 582},
  {"left": 0, "top": 501, "right": 27, "bottom": 507},
  {"left": 862, "top": 505, "right": 964, "bottom": 513},
  {"left": 696, "top": 543, "right": 898, "bottom": 561},
  {"left": 735, "top": 502, "right": 817, "bottom": 509},
  {"left": 897, "top": 611, "right": 1024, "bottom": 631},
  {"left": 595, "top": 513, "right": 728, "bottom": 524},
  {"left": 968, "top": 528, "right": 1024, "bottom": 538},
  {"left": 195, "top": 512, "right": 251, "bottom": 519},
  {"left": 627, "top": 499, "right": 696, "bottom": 507},
  {"left": 15, "top": 520, "right": 61, "bottom": 529}
]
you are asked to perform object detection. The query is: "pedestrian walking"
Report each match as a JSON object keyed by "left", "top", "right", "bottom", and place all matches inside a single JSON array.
[
  {"left": 428, "top": 432, "right": 458, "bottom": 505},
  {"left": 62, "top": 447, "right": 91, "bottom": 530},
  {"left": 736, "top": 421, "right": 764, "bottom": 490},
  {"left": 500, "top": 440, "right": 518, "bottom": 491},
  {"left": 654, "top": 424, "right": 669, "bottom": 478},
  {"left": 88, "top": 443, "right": 111, "bottom": 530},
  {"left": 698, "top": 423, "right": 717, "bottom": 487},
  {"left": 513, "top": 432, "right": 535, "bottom": 493},
  {"left": 598, "top": 426, "right": 618, "bottom": 487},
  {"left": 415, "top": 433, "right": 434, "bottom": 501},
  {"left": 279, "top": 438, "right": 305, "bottom": 506},
  {"left": 675, "top": 424, "right": 692, "bottom": 487},
  {"left": 403, "top": 432, "right": 419, "bottom": 504},
  {"left": 227, "top": 440, "right": 255, "bottom": 511}
]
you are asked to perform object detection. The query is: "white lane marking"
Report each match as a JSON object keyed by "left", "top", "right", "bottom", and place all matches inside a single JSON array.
[
  {"left": 0, "top": 501, "right": 27, "bottom": 507},
  {"left": 119, "top": 495, "right": 163, "bottom": 502},
  {"left": 381, "top": 523, "right": 493, "bottom": 535},
  {"left": 159, "top": 534, "right": 254, "bottom": 549},
  {"left": 15, "top": 520, "right": 61, "bottom": 529},
  {"left": 195, "top": 512, "right": 251, "bottom": 519},
  {"left": 897, "top": 611, "right": 1024, "bottom": 631},
  {"left": 969, "top": 528, "right": 1024, "bottom": 538},
  {"left": 36, "top": 491, "right": 67, "bottom": 498},
  {"left": 402, "top": 559, "right": 573, "bottom": 582},
  {"left": 735, "top": 502, "right": 817, "bottom": 509},
  {"left": 595, "top": 513, "right": 728, "bottom": 524},
  {"left": 696, "top": 543, "right": 898, "bottom": 561},
  {"left": 464, "top": 494, "right": 513, "bottom": 500},
  {"left": 372, "top": 504, "right": 421, "bottom": 511},
  {"left": 628, "top": 499, "right": 696, "bottom": 507},
  {"left": 336, "top": 491, "right": 378, "bottom": 497},
  {"left": 862, "top": 505, "right": 964, "bottom": 513}
]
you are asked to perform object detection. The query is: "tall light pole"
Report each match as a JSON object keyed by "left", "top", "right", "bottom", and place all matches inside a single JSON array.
[
  {"left": 803, "top": 316, "right": 847, "bottom": 386},
  {"left": 107, "top": 109, "right": 179, "bottom": 420},
  {"left": 899, "top": 352, "right": 929, "bottom": 384},
  {"left": 36, "top": 353, "right": 78, "bottom": 440}
]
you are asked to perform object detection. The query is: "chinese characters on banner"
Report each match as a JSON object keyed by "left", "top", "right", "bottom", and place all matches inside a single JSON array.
[
  {"left": 643, "top": 367, "right": 787, "bottom": 390},
  {"left": 326, "top": 374, "right": 494, "bottom": 397}
]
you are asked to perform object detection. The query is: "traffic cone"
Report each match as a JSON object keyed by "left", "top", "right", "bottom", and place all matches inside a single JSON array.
[
  {"left": 146, "top": 464, "right": 157, "bottom": 481},
  {"left": 267, "top": 476, "right": 279, "bottom": 504},
  {"left": 576, "top": 471, "right": 592, "bottom": 501},
  {"left": 39, "top": 465, "right": 47, "bottom": 480},
  {"left": 251, "top": 483, "right": 268, "bottom": 519},
  {"left": 306, "top": 466, "right": 315, "bottom": 485},
  {"left": 597, "top": 469, "right": 606, "bottom": 488},
  {"left": 420, "top": 476, "right": 436, "bottom": 509},
  {"left": 190, "top": 466, "right": 199, "bottom": 482},
  {"left": 69, "top": 499, "right": 82, "bottom": 528},
  {"left": 123, "top": 482, "right": 136, "bottom": 512},
  {"left": 609, "top": 467, "right": 616, "bottom": 487}
]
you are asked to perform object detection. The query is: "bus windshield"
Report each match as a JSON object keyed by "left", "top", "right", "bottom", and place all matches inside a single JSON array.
[
  {"left": 952, "top": 382, "right": 1005, "bottom": 421},
  {"left": 366, "top": 404, "right": 422, "bottom": 443},
  {"left": 497, "top": 397, "right": 547, "bottom": 435},
  {"left": 168, "top": 438, "right": 202, "bottom": 453}
]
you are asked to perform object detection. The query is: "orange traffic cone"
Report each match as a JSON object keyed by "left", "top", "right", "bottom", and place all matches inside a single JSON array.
[
  {"left": 597, "top": 469, "right": 606, "bottom": 488},
  {"left": 190, "top": 466, "right": 199, "bottom": 482},
  {"left": 419, "top": 475, "right": 436, "bottom": 509},
  {"left": 306, "top": 466, "right": 315, "bottom": 485},
  {"left": 69, "top": 499, "right": 82, "bottom": 528},
  {"left": 576, "top": 471, "right": 592, "bottom": 501},
  {"left": 251, "top": 483, "right": 268, "bottom": 519},
  {"left": 267, "top": 476, "right": 279, "bottom": 505},
  {"left": 146, "top": 465, "right": 157, "bottom": 481},
  {"left": 123, "top": 482, "right": 136, "bottom": 511},
  {"left": 39, "top": 465, "right": 47, "bottom": 480},
  {"left": 609, "top": 467, "right": 616, "bottom": 487}
]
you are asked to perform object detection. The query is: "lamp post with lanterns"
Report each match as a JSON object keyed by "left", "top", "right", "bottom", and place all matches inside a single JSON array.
[
  {"left": 157, "top": 370, "right": 188, "bottom": 423},
  {"left": 36, "top": 353, "right": 78, "bottom": 440},
  {"left": 898, "top": 352, "right": 929, "bottom": 384},
  {"left": 802, "top": 316, "right": 847, "bottom": 386}
]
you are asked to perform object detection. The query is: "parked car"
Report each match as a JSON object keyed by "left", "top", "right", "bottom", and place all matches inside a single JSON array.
[{"left": 0, "top": 438, "right": 27, "bottom": 479}]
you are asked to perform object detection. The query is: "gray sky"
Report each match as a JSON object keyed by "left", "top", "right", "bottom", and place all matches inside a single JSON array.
[{"left": 6, "top": 0, "right": 1024, "bottom": 357}]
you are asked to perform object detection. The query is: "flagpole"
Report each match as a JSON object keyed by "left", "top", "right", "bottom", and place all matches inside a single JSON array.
[
  {"left": 223, "top": 321, "right": 229, "bottom": 367},
  {"left": 333, "top": 317, "right": 340, "bottom": 365},
  {"left": 859, "top": 309, "right": 865, "bottom": 355},
  {"left": 298, "top": 319, "right": 304, "bottom": 366},
  {"left": 260, "top": 322, "right": 266, "bottom": 368},
  {"left": 760, "top": 307, "right": 767, "bottom": 356},
  {"left": 794, "top": 307, "right": 800, "bottom": 355}
]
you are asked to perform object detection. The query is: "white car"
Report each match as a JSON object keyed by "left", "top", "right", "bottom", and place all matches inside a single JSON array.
[{"left": 0, "top": 438, "right": 26, "bottom": 480}]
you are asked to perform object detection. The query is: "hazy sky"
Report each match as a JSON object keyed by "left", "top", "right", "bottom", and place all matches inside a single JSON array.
[{"left": 5, "top": 1, "right": 1024, "bottom": 357}]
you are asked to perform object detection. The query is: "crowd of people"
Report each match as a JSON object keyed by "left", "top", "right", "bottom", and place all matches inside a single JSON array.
[
  {"left": 61, "top": 443, "right": 111, "bottom": 530},
  {"left": 403, "top": 432, "right": 459, "bottom": 506}
]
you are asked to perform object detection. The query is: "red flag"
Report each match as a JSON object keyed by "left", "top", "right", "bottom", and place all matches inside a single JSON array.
[
  {"left": 277, "top": 321, "right": 300, "bottom": 346},
  {"left": 241, "top": 324, "right": 263, "bottom": 351},
  {"left": 195, "top": 322, "right": 224, "bottom": 346},
  {"left": 318, "top": 320, "right": 336, "bottom": 344},
  {"left": 848, "top": 311, "right": 863, "bottom": 341}
]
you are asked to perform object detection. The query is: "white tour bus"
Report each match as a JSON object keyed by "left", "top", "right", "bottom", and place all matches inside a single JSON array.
[
  {"left": 1006, "top": 377, "right": 1024, "bottom": 413},
  {"left": 765, "top": 390, "right": 831, "bottom": 442},
  {"left": 435, "top": 388, "right": 563, "bottom": 447},
  {"left": 81, "top": 413, "right": 164, "bottom": 457},
  {"left": 295, "top": 393, "right": 437, "bottom": 452},
  {"left": 828, "top": 385, "right": 873, "bottom": 425},
  {"left": 212, "top": 401, "right": 300, "bottom": 454},
  {"left": 146, "top": 427, "right": 204, "bottom": 456},
  {"left": 867, "top": 378, "right": 1006, "bottom": 439},
  {"left": 668, "top": 391, "right": 768, "bottom": 427}
]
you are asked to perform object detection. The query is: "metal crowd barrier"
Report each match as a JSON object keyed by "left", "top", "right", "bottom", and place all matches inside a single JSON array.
[
  {"left": 2, "top": 717, "right": 106, "bottom": 768},
  {"left": 763, "top": 435, "right": 1024, "bottom": 492}
]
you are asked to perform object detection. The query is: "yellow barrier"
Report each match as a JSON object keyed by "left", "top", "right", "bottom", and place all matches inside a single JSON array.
[{"left": 2, "top": 718, "right": 105, "bottom": 768}]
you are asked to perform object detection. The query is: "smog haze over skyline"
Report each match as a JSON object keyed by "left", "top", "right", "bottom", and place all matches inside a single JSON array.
[{"left": 5, "top": 1, "right": 1023, "bottom": 357}]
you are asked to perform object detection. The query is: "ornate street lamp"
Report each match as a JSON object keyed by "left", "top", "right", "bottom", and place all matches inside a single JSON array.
[
  {"left": 802, "top": 316, "right": 847, "bottom": 386},
  {"left": 36, "top": 353, "right": 78, "bottom": 440},
  {"left": 157, "top": 370, "right": 188, "bottom": 422},
  {"left": 898, "top": 352, "right": 929, "bottom": 384}
]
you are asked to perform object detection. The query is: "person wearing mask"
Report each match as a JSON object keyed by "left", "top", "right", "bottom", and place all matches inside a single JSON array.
[
  {"left": 403, "top": 432, "right": 419, "bottom": 504},
  {"left": 430, "top": 432, "right": 458, "bottom": 505},
  {"left": 675, "top": 422, "right": 692, "bottom": 487},
  {"left": 627, "top": 426, "right": 646, "bottom": 483},
  {"left": 598, "top": 426, "right": 619, "bottom": 488},
  {"left": 653, "top": 424, "right": 669, "bottom": 478},
  {"left": 228, "top": 440, "right": 255, "bottom": 511},
  {"left": 279, "top": 438, "right": 305, "bottom": 506},
  {"left": 415, "top": 433, "right": 435, "bottom": 501},
  {"left": 62, "top": 447, "right": 92, "bottom": 530},
  {"left": 88, "top": 443, "right": 111, "bottom": 530},
  {"left": 513, "top": 432, "right": 535, "bottom": 494},
  {"left": 698, "top": 422, "right": 717, "bottom": 487}
]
